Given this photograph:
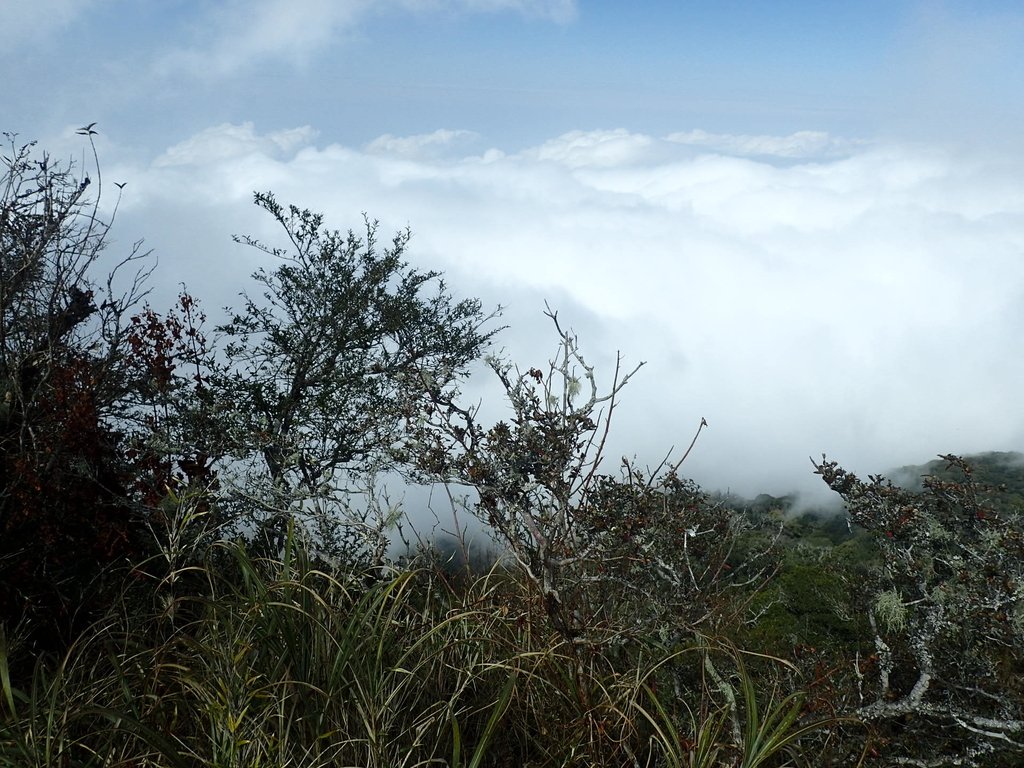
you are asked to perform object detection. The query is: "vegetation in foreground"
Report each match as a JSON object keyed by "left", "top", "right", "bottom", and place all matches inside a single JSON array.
[
  {"left": 0, "top": 525, "right": 839, "bottom": 768},
  {"left": 1, "top": 130, "right": 1022, "bottom": 766}
]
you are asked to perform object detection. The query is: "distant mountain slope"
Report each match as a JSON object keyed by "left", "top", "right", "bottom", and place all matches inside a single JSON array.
[
  {"left": 714, "top": 451, "right": 1024, "bottom": 553},
  {"left": 889, "top": 451, "right": 1024, "bottom": 511}
]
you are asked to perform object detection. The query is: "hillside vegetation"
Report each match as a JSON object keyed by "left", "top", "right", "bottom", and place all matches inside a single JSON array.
[{"left": 2, "top": 132, "right": 1022, "bottom": 767}]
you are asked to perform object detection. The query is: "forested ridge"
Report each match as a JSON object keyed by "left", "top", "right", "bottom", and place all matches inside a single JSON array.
[{"left": 1, "top": 132, "right": 1022, "bottom": 767}]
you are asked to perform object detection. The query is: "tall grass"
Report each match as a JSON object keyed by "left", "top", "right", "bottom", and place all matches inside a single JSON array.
[{"left": 0, "top": 534, "right": 833, "bottom": 766}]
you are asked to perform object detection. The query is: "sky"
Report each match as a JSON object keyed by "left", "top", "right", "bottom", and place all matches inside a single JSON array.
[{"left": 4, "top": 0, "right": 1024, "bottom": 505}]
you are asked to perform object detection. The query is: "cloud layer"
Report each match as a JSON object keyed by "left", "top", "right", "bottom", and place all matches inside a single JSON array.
[
  {"left": 107, "top": 123, "right": 1024, "bottom": 498},
  {"left": 155, "top": 0, "right": 576, "bottom": 77},
  {"left": 0, "top": 0, "right": 105, "bottom": 49}
]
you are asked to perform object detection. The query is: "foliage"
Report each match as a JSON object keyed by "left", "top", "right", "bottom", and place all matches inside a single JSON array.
[
  {"left": 0, "top": 531, "right": 834, "bottom": 767},
  {"left": 412, "top": 307, "right": 774, "bottom": 657},
  {"left": 0, "top": 133, "right": 502, "bottom": 654},
  {"left": 815, "top": 454, "right": 1024, "bottom": 766},
  {"left": 213, "top": 191, "right": 501, "bottom": 560},
  {"left": 892, "top": 451, "right": 1024, "bottom": 513},
  {"left": 739, "top": 557, "right": 867, "bottom": 660},
  {"left": 12, "top": 130, "right": 983, "bottom": 765},
  {"left": 120, "top": 291, "right": 219, "bottom": 509},
  {"left": 0, "top": 132, "right": 157, "bottom": 651}
]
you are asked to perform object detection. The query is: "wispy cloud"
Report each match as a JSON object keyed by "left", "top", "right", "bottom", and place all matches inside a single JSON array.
[
  {"left": 155, "top": 0, "right": 368, "bottom": 77},
  {"left": 366, "top": 129, "right": 480, "bottom": 159},
  {"left": 110, "top": 124, "right": 1024, "bottom": 497},
  {"left": 666, "top": 129, "right": 863, "bottom": 159},
  {"left": 0, "top": 0, "right": 106, "bottom": 50},
  {"left": 399, "top": 0, "right": 576, "bottom": 22},
  {"left": 154, "top": 122, "right": 319, "bottom": 167},
  {"left": 446, "top": 0, "right": 576, "bottom": 22},
  {"left": 155, "top": 0, "right": 576, "bottom": 78},
  {"left": 525, "top": 129, "right": 659, "bottom": 168}
]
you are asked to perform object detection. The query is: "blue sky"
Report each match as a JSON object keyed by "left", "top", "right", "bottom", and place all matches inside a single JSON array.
[
  {"left": 11, "top": 1, "right": 1023, "bottom": 147},
  {"left": 5, "top": 0, "right": 1024, "bottom": 500}
]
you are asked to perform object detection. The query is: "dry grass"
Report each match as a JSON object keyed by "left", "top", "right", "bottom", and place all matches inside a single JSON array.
[{"left": 0, "top": 534, "right": 832, "bottom": 767}]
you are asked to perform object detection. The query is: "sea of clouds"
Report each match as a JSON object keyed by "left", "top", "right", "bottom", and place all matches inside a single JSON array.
[{"left": 92, "top": 121, "right": 1024, "bottom": 501}]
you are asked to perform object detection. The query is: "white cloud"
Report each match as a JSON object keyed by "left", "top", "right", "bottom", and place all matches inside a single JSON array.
[
  {"left": 526, "top": 129, "right": 658, "bottom": 169},
  {"left": 109, "top": 124, "right": 1024, "bottom": 498},
  {"left": 0, "top": 0, "right": 105, "bottom": 49},
  {"left": 366, "top": 129, "right": 479, "bottom": 159},
  {"left": 155, "top": 122, "right": 318, "bottom": 167},
  {"left": 666, "top": 129, "right": 862, "bottom": 159},
  {"left": 156, "top": 0, "right": 369, "bottom": 77},
  {"left": 156, "top": 0, "right": 576, "bottom": 78}
]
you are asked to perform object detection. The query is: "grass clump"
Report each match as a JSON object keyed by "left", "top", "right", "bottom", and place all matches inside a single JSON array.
[{"left": 0, "top": 529, "right": 834, "bottom": 767}]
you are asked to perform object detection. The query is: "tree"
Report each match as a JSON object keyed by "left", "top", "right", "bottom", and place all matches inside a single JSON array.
[
  {"left": 213, "top": 192, "right": 500, "bottom": 560},
  {"left": 814, "top": 454, "right": 1024, "bottom": 766},
  {"left": 406, "top": 308, "right": 785, "bottom": 753},
  {"left": 0, "top": 133, "right": 499, "bottom": 651},
  {"left": 0, "top": 131, "right": 155, "bottom": 646},
  {"left": 412, "top": 307, "right": 770, "bottom": 649}
]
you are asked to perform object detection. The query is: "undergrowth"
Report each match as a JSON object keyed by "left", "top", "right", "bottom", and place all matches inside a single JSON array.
[{"left": 0, "top": 533, "right": 836, "bottom": 767}]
